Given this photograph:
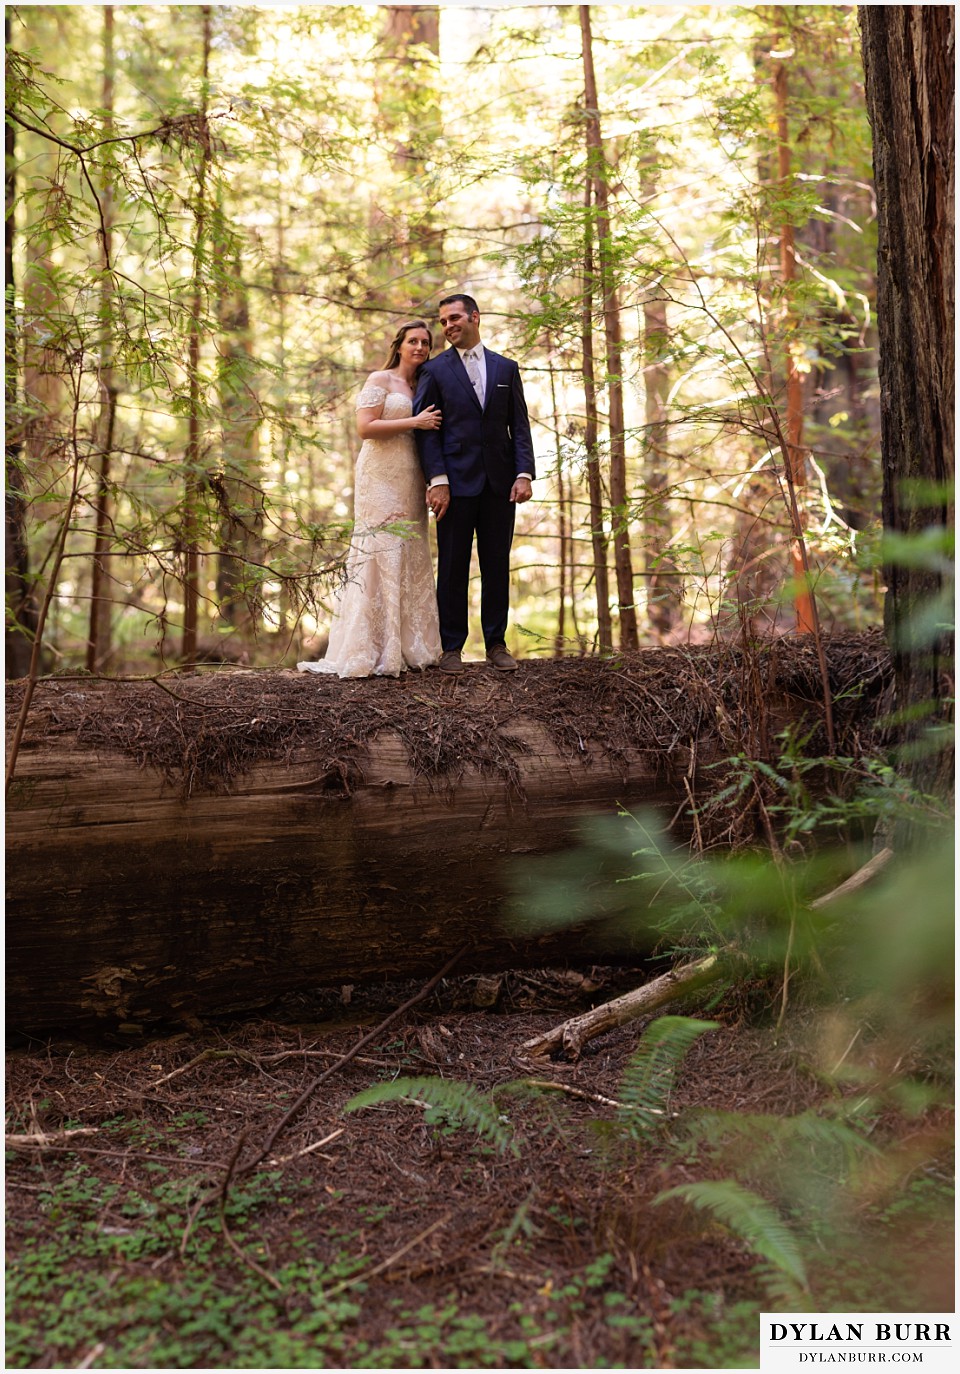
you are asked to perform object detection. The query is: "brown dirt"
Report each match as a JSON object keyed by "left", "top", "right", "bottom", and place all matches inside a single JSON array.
[{"left": 6, "top": 971, "right": 953, "bottom": 1369}]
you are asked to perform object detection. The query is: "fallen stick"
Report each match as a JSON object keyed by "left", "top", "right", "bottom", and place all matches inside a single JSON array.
[
  {"left": 239, "top": 943, "right": 470, "bottom": 1176},
  {"left": 519, "top": 953, "right": 722, "bottom": 1061},
  {"left": 5, "top": 1126, "right": 104, "bottom": 1149},
  {"left": 321, "top": 1212, "right": 453, "bottom": 1299},
  {"left": 519, "top": 1079, "right": 639, "bottom": 1110},
  {"left": 269, "top": 1127, "right": 345, "bottom": 1166},
  {"left": 809, "top": 846, "right": 894, "bottom": 908}
]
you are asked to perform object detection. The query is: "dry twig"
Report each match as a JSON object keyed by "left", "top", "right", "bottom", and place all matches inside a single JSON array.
[{"left": 322, "top": 1213, "right": 453, "bottom": 1299}]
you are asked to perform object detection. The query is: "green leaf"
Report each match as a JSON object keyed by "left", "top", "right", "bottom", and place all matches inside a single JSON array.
[
  {"left": 654, "top": 1179, "right": 809, "bottom": 1296},
  {"left": 618, "top": 1016, "right": 719, "bottom": 1135},
  {"left": 343, "top": 1077, "right": 516, "bottom": 1155}
]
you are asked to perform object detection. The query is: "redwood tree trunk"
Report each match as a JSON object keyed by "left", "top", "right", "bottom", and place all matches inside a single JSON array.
[
  {"left": 363, "top": 1, "right": 442, "bottom": 369},
  {"left": 859, "top": 5, "right": 954, "bottom": 799},
  {"left": 182, "top": 5, "right": 213, "bottom": 666},
  {"left": 5, "top": 635, "right": 891, "bottom": 1033},
  {"left": 641, "top": 286, "right": 680, "bottom": 637}
]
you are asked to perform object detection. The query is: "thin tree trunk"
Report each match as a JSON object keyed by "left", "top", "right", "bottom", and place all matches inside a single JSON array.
[
  {"left": 215, "top": 193, "right": 262, "bottom": 644},
  {"left": 87, "top": 3, "right": 117, "bottom": 673},
  {"left": 581, "top": 144, "right": 612, "bottom": 652},
  {"left": 580, "top": 4, "right": 638, "bottom": 651},
  {"left": 547, "top": 349, "right": 568, "bottom": 655},
  {"left": 6, "top": 394, "right": 87, "bottom": 793},
  {"left": 773, "top": 25, "right": 816, "bottom": 635},
  {"left": 641, "top": 284, "right": 680, "bottom": 637},
  {"left": 5, "top": 13, "right": 35, "bottom": 679},
  {"left": 181, "top": 6, "right": 212, "bottom": 666}
]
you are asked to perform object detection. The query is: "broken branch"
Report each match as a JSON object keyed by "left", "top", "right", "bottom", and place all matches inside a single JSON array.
[{"left": 519, "top": 954, "right": 723, "bottom": 1061}]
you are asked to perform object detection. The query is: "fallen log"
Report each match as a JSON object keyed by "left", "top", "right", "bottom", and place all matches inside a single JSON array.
[{"left": 5, "top": 635, "right": 891, "bottom": 1034}]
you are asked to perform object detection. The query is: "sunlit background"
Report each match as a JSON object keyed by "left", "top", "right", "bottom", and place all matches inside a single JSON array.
[{"left": 7, "top": 4, "right": 880, "bottom": 671}]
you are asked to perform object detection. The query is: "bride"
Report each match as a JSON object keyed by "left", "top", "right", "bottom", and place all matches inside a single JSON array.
[{"left": 297, "top": 321, "right": 443, "bottom": 678}]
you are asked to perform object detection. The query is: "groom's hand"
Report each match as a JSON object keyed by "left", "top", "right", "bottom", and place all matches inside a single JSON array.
[
  {"left": 510, "top": 476, "right": 533, "bottom": 504},
  {"left": 427, "top": 483, "right": 450, "bottom": 521}
]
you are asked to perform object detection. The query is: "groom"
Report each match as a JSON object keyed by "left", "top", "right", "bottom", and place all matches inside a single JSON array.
[{"left": 413, "top": 293, "right": 535, "bottom": 674}]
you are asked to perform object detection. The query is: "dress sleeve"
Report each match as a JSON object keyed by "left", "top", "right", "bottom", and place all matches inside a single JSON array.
[{"left": 356, "top": 384, "right": 388, "bottom": 409}]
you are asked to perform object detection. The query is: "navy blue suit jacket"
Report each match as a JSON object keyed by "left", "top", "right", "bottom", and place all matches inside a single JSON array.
[{"left": 413, "top": 346, "right": 535, "bottom": 499}]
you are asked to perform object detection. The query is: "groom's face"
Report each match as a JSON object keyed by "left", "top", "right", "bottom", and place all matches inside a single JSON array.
[{"left": 439, "top": 301, "right": 481, "bottom": 351}]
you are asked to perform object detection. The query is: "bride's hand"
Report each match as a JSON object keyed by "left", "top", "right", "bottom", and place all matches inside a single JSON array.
[{"left": 413, "top": 406, "right": 442, "bottom": 431}]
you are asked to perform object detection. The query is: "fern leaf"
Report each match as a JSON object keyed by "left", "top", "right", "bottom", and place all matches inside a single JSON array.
[
  {"left": 619, "top": 1016, "right": 719, "bottom": 1131},
  {"left": 681, "top": 1108, "right": 878, "bottom": 1182},
  {"left": 655, "top": 1179, "right": 809, "bottom": 1295},
  {"left": 343, "top": 1076, "right": 516, "bottom": 1155}
]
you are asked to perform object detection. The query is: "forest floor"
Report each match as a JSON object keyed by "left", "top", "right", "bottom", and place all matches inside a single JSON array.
[{"left": 5, "top": 970, "right": 954, "bottom": 1370}]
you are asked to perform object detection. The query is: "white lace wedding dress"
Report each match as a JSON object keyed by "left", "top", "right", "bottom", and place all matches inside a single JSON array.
[{"left": 297, "top": 386, "right": 441, "bottom": 678}]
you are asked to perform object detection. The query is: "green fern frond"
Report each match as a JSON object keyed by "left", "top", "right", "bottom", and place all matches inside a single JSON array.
[
  {"left": 789, "top": 1110, "right": 881, "bottom": 1164},
  {"left": 654, "top": 1179, "right": 809, "bottom": 1298},
  {"left": 680, "top": 1108, "right": 879, "bottom": 1182},
  {"left": 618, "top": 1016, "right": 719, "bottom": 1135},
  {"left": 343, "top": 1076, "right": 516, "bottom": 1155},
  {"left": 756, "top": 1262, "right": 811, "bottom": 1312}
]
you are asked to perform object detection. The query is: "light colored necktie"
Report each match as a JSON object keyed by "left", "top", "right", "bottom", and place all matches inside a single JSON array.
[{"left": 464, "top": 348, "right": 484, "bottom": 405}]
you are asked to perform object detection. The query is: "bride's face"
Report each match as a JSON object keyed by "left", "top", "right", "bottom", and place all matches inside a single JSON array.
[{"left": 400, "top": 329, "right": 431, "bottom": 366}]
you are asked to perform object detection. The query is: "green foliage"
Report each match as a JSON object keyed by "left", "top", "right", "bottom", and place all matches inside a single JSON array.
[
  {"left": 6, "top": 3, "right": 882, "bottom": 669},
  {"left": 507, "top": 725, "right": 952, "bottom": 1315},
  {"left": 655, "top": 1179, "right": 810, "bottom": 1306},
  {"left": 617, "top": 1015, "right": 719, "bottom": 1138},
  {"left": 343, "top": 1076, "right": 517, "bottom": 1155},
  {"left": 7, "top": 1149, "right": 662, "bottom": 1368}
]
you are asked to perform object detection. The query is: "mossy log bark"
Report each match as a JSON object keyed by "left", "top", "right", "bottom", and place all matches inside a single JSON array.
[{"left": 5, "top": 637, "right": 890, "bottom": 1034}]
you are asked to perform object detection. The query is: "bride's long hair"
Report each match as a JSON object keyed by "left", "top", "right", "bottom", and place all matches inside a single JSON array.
[{"left": 383, "top": 320, "right": 433, "bottom": 371}]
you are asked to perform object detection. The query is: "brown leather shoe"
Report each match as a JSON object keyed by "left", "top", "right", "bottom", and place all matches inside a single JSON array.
[
  {"left": 438, "top": 650, "right": 465, "bottom": 675},
  {"left": 485, "top": 643, "right": 518, "bottom": 671}
]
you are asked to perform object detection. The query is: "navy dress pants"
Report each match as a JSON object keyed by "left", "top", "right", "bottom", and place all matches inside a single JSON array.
[{"left": 436, "top": 482, "right": 516, "bottom": 652}]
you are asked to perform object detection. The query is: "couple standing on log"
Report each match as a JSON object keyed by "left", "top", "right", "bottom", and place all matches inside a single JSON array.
[{"left": 297, "top": 294, "right": 536, "bottom": 680}]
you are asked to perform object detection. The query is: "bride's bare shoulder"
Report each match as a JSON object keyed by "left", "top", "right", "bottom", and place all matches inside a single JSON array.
[{"left": 356, "top": 371, "right": 393, "bottom": 409}]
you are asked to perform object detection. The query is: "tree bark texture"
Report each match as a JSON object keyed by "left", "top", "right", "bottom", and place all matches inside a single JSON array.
[
  {"left": 859, "top": 6, "right": 954, "bottom": 794},
  {"left": 772, "top": 31, "right": 816, "bottom": 635},
  {"left": 363, "top": 1, "right": 442, "bottom": 367},
  {"left": 215, "top": 235, "right": 263, "bottom": 641},
  {"left": 641, "top": 285, "right": 680, "bottom": 637},
  {"left": 7, "top": 708, "right": 693, "bottom": 1034},
  {"left": 181, "top": 5, "right": 213, "bottom": 667},
  {"left": 5, "top": 13, "right": 36, "bottom": 680}
]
